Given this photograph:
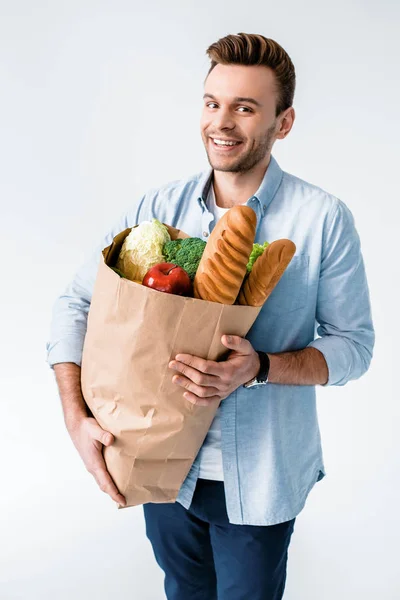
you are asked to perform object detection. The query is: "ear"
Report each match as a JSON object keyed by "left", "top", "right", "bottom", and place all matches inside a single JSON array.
[{"left": 276, "top": 107, "right": 295, "bottom": 140}]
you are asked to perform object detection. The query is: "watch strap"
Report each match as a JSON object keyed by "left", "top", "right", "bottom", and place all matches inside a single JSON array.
[
  {"left": 243, "top": 351, "right": 270, "bottom": 388},
  {"left": 255, "top": 350, "right": 270, "bottom": 383}
]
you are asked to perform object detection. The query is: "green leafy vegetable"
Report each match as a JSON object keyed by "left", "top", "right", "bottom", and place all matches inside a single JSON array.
[
  {"left": 163, "top": 239, "right": 183, "bottom": 263},
  {"left": 163, "top": 237, "right": 206, "bottom": 280},
  {"left": 246, "top": 241, "right": 269, "bottom": 273},
  {"left": 110, "top": 267, "right": 126, "bottom": 278}
]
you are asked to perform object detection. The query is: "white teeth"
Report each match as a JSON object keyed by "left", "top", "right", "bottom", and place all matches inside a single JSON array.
[{"left": 213, "top": 138, "right": 240, "bottom": 146}]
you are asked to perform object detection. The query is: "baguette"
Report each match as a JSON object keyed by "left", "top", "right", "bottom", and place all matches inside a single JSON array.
[
  {"left": 237, "top": 239, "right": 296, "bottom": 307},
  {"left": 193, "top": 205, "right": 257, "bottom": 304}
]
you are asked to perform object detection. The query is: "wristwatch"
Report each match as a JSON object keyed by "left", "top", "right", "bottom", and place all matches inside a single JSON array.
[{"left": 243, "top": 351, "right": 270, "bottom": 388}]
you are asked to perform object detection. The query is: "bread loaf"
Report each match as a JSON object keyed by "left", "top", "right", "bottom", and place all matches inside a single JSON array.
[
  {"left": 193, "top": 205, "right": 257, "bottom": 304},
  {"left": 237, "top": 239, "right": 296, "bottom": 307}
]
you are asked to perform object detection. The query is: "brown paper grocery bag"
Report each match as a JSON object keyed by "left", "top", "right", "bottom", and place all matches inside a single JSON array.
[{"left": 81, "top": 224, "right": 261, "bottom": 508}]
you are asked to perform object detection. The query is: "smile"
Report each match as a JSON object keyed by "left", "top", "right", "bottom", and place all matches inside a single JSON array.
[{"left": 210, "top": 138, "right": 243, "bottom": 151}]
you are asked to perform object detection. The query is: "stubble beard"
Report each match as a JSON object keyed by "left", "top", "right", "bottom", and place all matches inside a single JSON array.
[{"left": 204, "top": 122, "right": 277, "bottom": 174}]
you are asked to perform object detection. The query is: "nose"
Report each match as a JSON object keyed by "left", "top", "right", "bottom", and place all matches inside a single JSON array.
[{"left": 211, "top": 107, "right": 236, "bottom": 131}]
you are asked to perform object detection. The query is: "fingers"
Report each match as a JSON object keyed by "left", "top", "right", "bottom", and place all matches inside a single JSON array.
[
  {"left": 90, "top": 422, "right": 114, "bottom": 446},
  {"left": 88, "top": 451, "right": 127, "bottom": 506},
  {"left": 172, "top": 372, "right": 223, "bottom": 398},
  {"left": 169, "top": 357, "right": 229, "bottom": 401},
  {"left": 172, "top": 354, "right": 222, "bottom": 376},
  {"left": 169, "top": 363, "right": 220, "bottom": 390},
  {"left": 84, "top": 420, "right": 126, "bottom": 506},
  {"left": 183, "top": 391, "right": 222, "bottom": 407},
  {"left": 94, "top": 467, "right": 127, "bottom": 506}
]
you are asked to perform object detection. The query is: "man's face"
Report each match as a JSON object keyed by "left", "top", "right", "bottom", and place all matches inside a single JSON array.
[{"left": 200, "top": 64, "right": 283, "bottom": 173}]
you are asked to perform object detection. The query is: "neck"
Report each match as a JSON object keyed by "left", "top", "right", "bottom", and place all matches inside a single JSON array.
[{"left": 212, "top": 154, "right": 271, "bottom": 208}]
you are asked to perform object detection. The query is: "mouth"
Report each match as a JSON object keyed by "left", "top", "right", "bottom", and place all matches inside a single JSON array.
[{"left": 209, "top": 137, "right": 243, "bottom": 152}]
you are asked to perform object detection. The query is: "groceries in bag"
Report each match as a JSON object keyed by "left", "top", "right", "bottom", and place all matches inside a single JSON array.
[{"left": 112, "top": 206, "right": 296, "bottom": 307}]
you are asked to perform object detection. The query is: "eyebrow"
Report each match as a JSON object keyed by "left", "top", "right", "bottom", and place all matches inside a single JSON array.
[{"left": 203, "top": 93, "right": 263, "bottom": 108}]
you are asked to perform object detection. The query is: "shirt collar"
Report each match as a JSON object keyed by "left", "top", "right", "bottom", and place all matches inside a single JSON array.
[{"left": 196, "top": 154, "right": 283, "bottom": 213}]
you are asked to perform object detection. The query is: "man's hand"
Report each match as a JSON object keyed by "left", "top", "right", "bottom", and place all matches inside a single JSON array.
[
  {"left": 67, "top": 416, "right": 127, "bottom": 507},
  {"left": 169, "top": 335, "right": 260, "bottom": 406}
]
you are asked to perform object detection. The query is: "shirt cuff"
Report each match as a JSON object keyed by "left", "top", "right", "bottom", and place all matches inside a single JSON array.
[
  {"left": 46, "top": 335, "right": 85, "bottom": 370},
  {"left": 307, "top": 335, "right": 354, "bottom": 387}
]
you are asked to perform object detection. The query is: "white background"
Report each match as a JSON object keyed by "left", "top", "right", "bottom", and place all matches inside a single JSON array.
[{"left": 1, "top": 1, "right": 399, "bottom": 599}]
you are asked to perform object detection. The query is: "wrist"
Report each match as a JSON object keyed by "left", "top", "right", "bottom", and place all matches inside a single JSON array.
[
  {"left": 244, "top": 352, "right": 261, "bottom": 386},
  {"left": 64, "top": 408, "right": 89, "bottom": 432},
  {"left": 243, "top": 351, "right": 270, "bottom": 388}
]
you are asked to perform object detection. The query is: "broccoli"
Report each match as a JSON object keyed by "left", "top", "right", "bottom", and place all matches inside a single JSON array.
[
  {"left": 163, "top": 239, "right": 183, "bottom": 263},
  {"left": 162, "top": 237, "right": 206, "bottom": 280},
  {"left": 246, "top": 241, "right": 269, "bottom": 273}
]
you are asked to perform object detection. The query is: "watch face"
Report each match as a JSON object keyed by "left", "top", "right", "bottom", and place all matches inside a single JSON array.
[
  {"left": 245, "top": 379, "right": 267, "bottom": 388},
  {"left": 244, "top": 378, "right": 256, "bottom": 388}
]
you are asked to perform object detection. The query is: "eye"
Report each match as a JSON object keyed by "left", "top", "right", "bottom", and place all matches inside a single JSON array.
[{"left": 205, "top": 102, "right": 252, "bottom": 113}]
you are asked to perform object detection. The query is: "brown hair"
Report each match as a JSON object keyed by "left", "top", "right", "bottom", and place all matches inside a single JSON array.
[{"left": 205, "top": 33, "right": 296, "bottom": 118}]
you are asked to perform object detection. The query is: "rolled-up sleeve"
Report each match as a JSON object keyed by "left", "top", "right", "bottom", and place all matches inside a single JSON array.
[
  {"left": 46, "top": 195, "right": 147, "bottom": 369},
  {"left": 307, "top": 199, "right": 375, "bottom": 386}
]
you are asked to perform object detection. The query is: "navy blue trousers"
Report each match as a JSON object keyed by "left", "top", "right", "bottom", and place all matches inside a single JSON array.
[{"left": 143, "top": 478, "right": 296, "bottom": 600}]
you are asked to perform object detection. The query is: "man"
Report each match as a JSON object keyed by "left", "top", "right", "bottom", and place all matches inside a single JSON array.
[{"left": 47, "top": 32, "right": 374, "bottom": 600}]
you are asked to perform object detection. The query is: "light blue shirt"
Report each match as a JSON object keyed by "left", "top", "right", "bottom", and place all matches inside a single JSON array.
[
  {"left": 46, "top": 155, "right": 375, "bottom": 525},
  {"left": 197, "top": 182, "right": 228, "bottom": 481}
]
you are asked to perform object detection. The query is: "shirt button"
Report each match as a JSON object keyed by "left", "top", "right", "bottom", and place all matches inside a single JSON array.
[{"left": 203, "top": 231, "right": 209, "bottom": 237}]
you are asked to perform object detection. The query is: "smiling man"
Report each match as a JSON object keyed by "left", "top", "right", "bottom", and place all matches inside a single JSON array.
[
  {"left": 47, "top": 32, "right": 375, "bottom": 600},
  {"left": 202, "top": 65, "right": 284, "bottom": 203}
]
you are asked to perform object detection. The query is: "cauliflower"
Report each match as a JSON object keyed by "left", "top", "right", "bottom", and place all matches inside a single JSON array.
[{"left": 116, "top": 219, "right": 171, "bottom": 282}]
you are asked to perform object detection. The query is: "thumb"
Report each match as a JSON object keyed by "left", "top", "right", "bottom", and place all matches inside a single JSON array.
[
  {"left": 91, "top": 423, "right": 114, "bottom": 446},
  {"left": 222, "top": 334, "right": 242, "bottom": 347}
]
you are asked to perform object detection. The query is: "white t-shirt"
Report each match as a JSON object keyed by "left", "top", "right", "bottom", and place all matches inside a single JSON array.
[{"left": 197, "top": 183, "right": 229, "bottom": 481}]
